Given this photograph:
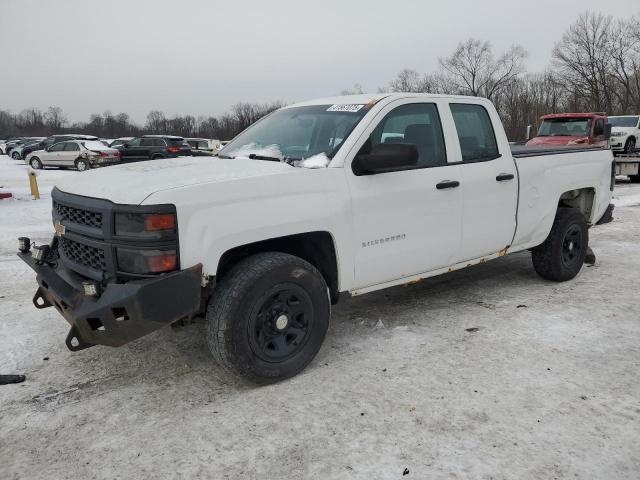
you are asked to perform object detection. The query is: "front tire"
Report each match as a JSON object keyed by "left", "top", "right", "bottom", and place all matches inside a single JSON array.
[
  {"left": 206, "top": 252, "right": 330, "bottom": 384},
  {"left": 29, "top": 157, "right": 42, "bottom": 169},
  {"left": 75, "top": 159, "right": 90, "bottom": 171},
  {"left": 624, "top": 137, "right": 636, "bottom": 154},
  {"left": 11, "top": 151, "right": 21, "bottom": 160},
  {"left": 532, "top": 208, "right": 588, "bottom": 282}
]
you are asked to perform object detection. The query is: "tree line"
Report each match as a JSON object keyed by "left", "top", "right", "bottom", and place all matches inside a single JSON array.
[
  {"left": 374, "top": 11, "right": 640, "bottom": 140},
  {"left": 0, "top": 102, "right": 284, "bottom": 141},
  {"left": 2, "top": 11, "right": 639, "bottom": 142}
]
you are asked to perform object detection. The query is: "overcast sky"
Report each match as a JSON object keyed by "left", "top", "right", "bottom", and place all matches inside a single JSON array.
[{"left": 1, "top": 0, "right": 638, "bottom": 123}]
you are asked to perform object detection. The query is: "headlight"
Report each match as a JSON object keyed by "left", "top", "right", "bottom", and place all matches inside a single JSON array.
[
  {"left": 117, "top": 248, "right": 177, "bottom": 274},
  {"left": 114, "top": 212, "right": 176, "bottom": 239}
]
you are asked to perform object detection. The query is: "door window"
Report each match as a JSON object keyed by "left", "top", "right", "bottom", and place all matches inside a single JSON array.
[
  {"left": 361, "top": 103, "right": 447, "bottom": 169},
  {"left": 49, "top": 143, "right": 66, "bottom": 152},
  {"left": 63, "top": 142, "right": 80, "bottom": 151},
  {"left": 141, "top": 138, "right": 156, "bottom": 147},
  {"left": 128, "top": 138, "right": 142, "bottom": 147},
  {"left": 450, "top": 104, "right": 499, "bottom": 162},
  {"left": 594, "top": 119, "right": 604, "bottom": 136}
]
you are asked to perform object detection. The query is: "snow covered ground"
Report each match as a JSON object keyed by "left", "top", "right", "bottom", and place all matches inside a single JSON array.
[{"left": 1, "top": 155, "right": 639, "bottom": 479}]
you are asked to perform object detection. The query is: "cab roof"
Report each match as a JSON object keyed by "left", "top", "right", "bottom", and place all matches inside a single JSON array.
[
  {"left": 284, "top": 92, "right": 489, "bottom": 109},
  {"left": 540, "top": 113, "right": 607, "bottom": 120}
]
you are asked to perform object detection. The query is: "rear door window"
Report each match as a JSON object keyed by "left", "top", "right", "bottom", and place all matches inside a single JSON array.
[
  {"left": 449, "top": 104, "right": 499, "bottom": 162},
  {"left": 63, "top": 142, "right": 80, "bottom": 151}
]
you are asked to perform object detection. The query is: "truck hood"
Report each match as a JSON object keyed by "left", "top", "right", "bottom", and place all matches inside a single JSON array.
[
  {"left": 611, "top": 127, "right": 636, "bottom": 134},
  {"left": 526, "top": 136, "right": 586, "bottom": 146},
  {"left": 55, "top": 157, "right": 295, "bottom": 204}
]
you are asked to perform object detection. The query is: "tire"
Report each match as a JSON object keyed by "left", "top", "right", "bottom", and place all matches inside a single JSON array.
[
  {"left": 531, "top": 208, "right": 588, "bottom": 282},
  {"left": 75, "top": 159, "right": 90, "bottom": 171},
  {"left": 624, "top": 137, "right": 636, "bottom": 154},
  {"left": 11, "top": 151, "right": 21, "bottom": 160},
  {"left": 206, "top": 252, "right": 330, "bottom": 384},
  {"left": 29, "top": 157, "right": 42, "bottom": 169},
  {"left": 151, "top": 154, "right": 165, "bottom": 160}
]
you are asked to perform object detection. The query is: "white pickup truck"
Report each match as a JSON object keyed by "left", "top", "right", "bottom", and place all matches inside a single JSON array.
[{"left": 18, "top": 94, "right": 615, "bottom": 383}]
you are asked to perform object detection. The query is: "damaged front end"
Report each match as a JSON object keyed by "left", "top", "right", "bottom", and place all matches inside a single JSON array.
[{"left": 17, "top": 188, "right": 202, "bottom": 351}]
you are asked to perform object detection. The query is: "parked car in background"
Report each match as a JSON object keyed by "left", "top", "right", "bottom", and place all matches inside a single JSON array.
[
  {"left": 18, "top": 134, "right": 100, "bottom": 161},
  {"left": 526, "top": 113, "right": 610, "bottom": 148},
  {"left": 26, "top": 140, "right": 121, "bottom": 171},
  {"left": 608, "top": 115, "right": 639, "bottom": 154},
  {"left": 114, "top": 135, "right": 191, "bottom": 161},
  {"left": 5, "top": 137, "right": 36, "bottom": 156},
  {"left": 10, "top": 138, "right": 45, "bottom": 160},
  {"left": 109, "top": 137, "right": 134, "bottom": 148},
  {"left": 186, "top": 138, "right": 223, "bottom": 156}
]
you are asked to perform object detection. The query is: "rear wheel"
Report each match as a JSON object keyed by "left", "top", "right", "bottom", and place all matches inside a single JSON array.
[
  {"left": 151, "top": 154, "right": 165, "bottom": 160},
  {"left": 205, "top": 252, "right": 330, "bottom": 384},
  {"left": 532, "top": 208, "right": 588, "bottom": 282},
  {"left": 29, "top": 157, "right": 42, "bottom": 169},
  {"left": 75, "top": 159, "right": 90, "bottom": 171},
  {"left": 11, "top": 151, "right": 20, "bottom": 160}
]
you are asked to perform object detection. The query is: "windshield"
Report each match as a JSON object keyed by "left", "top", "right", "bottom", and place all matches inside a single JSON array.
[
  {"left": 538, "top": 118, "right": 592, "bottom": 137},
  {"left": 608, "top": 116, "right": 639, "bottom": 128},
  {"left": 218, "top": 105, "right": 369, "bottom": 166}
]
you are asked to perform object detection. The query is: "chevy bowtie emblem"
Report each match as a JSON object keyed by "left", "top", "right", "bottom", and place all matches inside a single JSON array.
[{"left": 54, "top": 221, "right": 66, "bottom": 237}]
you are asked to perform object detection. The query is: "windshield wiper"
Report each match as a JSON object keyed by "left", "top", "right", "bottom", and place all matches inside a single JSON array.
[{"left": 248, "top": 153, "right": 282, "bottom": 162}]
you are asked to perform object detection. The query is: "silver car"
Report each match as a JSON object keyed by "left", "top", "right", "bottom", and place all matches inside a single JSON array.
[{"left": 26, "top": 140, "right": 121, "bottom": 171}]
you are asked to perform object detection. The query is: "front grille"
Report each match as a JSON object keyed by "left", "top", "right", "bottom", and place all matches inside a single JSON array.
[
  {"left": 54, "top": 202, "right": 103, "bottom": 229},
  {"left": 60, "top": 237, "right": 106, "bottom": 271}
]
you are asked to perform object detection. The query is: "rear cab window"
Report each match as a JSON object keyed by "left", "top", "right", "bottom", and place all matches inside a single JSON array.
[{"left": 449, "top": 104, "right": 499, "bottom": 162}]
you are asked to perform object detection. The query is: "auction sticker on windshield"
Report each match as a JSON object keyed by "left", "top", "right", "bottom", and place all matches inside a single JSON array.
[{"left": 327, "top": 104, "right": 364, "bottom": 113}]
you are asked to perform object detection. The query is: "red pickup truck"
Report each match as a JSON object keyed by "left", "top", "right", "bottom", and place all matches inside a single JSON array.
[{"left": 526, "top": 113, "right": 610, "bottom": 147}]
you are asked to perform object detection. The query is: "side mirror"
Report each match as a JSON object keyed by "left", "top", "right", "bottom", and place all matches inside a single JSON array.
[
  {"left": 604, "top": 123, "right": 612, "bottom": 140},
  {"left": 352, "top": 143, "right": 418, "bottom": 176},
  {"left": 123, "top": 143, "right": 130, "bottom": 148}
]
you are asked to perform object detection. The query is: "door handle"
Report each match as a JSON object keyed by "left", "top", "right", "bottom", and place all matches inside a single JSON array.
[
  {"left": 496, "top": 173, "right": 515, "bottom": 181},
  {"left": 436, "top": 180, "right": 460, "bottom": 190}
]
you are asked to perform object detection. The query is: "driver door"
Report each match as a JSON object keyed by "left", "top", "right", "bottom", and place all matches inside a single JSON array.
[
  {"left": 346, "top": 99, "right": 463, "bottom": 290},
  {"left": 43, "top": 142, "right": 66, "bottom": 167}
]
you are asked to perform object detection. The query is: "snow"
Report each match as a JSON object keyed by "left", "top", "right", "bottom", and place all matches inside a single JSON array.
[
  {"left": 2, "top": 155, "right": 640, "bottom": 478},
  {"left": 81, "top": 140, "right": 112, "bottom": 151},
  {"left": 226, "top": 143, "right": 284, "bottom": 161},
  {"left": 226, "top": 143, "right": 331, "bottom": 169},
  {"left": 0, "top": 157, "right": 73, "bottom": 257},
  {"left": 295, "top": 152, "right": 331, "bottom": 169}
]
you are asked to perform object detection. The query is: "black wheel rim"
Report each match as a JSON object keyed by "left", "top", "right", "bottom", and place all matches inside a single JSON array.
[
  {"left": 249, "top": 284, "right": 313, "bottom": 362},
  {"left": 561, "top": 224, "right": 583, "bottom": 268}
]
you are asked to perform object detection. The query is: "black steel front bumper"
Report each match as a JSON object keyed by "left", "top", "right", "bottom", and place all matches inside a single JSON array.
[{"left": 18, "top": 252, "right": 202, "bottom": 351}]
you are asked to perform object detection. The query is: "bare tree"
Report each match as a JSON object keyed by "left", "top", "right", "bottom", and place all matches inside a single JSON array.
[
  {"left": 44, "top": 106, "right": 67, "bottom": 132},
  {"left": 341, "top": 83, "right": 364, "bottom": 95},
  {"left": 439, "top": 39, "right": 527, "bottom": 99}
]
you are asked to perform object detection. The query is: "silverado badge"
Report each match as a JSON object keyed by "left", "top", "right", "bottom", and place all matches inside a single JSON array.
[{"left": 54, "top": 221, "right": 66, "bottom": 237}]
